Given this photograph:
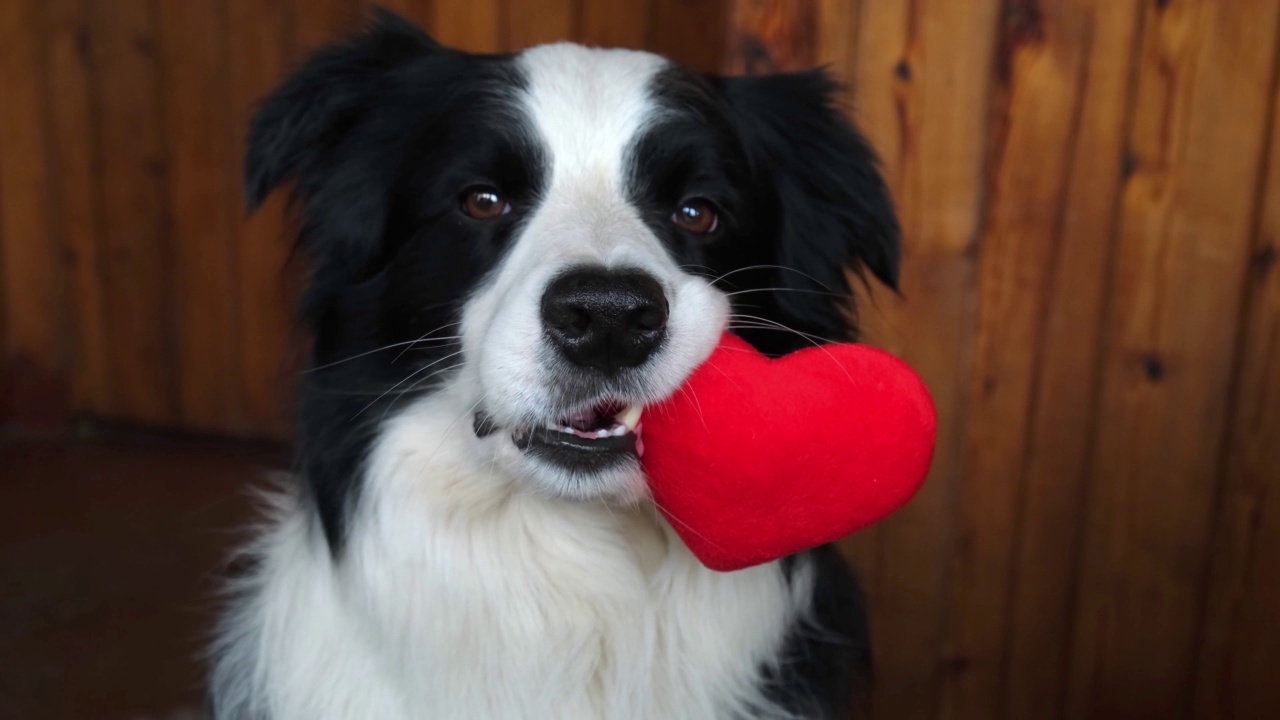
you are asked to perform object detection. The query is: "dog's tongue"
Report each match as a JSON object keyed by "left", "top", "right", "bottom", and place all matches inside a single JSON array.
[{"left": 640, "top": 332, "right": 936, "bottom": 572}]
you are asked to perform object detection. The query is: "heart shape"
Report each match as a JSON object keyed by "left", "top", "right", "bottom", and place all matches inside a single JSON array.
[{"left": 641, "top": 332, "right": 936, "bottom": 571}]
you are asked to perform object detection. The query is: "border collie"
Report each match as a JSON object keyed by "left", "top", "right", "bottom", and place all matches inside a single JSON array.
[{"left": 210, "top": 9, "right": 899, "bottom": 719}]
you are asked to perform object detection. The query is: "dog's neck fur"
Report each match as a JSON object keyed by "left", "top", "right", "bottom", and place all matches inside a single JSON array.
[{"left": 212, "top": 386, "right": 811, "bottom": 720}]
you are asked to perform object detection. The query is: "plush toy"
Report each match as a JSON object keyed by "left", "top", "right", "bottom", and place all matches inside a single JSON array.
[{"left": 641, "top": 332, "right": 936, "bottom": 572}]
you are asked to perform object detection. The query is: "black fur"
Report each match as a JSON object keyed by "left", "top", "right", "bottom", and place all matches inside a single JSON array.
[
  {"left": 636, "top": 67, "right": 899, "bottom": 356},
  {"left": 245, "top": 12, "right": 545, "bottom": 549}
]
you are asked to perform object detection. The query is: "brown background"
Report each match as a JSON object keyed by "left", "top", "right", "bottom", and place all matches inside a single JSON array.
[{"left": 1, "top": 1, "right": 1277, "bottom": 718}]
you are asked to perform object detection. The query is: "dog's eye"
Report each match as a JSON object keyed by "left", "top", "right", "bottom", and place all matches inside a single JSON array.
[
  {"left": 673, "top": 199, "right": 718, "bottom": 235},
  {"left": 461, "top": 187, "right": 510, "bottom": 219}
]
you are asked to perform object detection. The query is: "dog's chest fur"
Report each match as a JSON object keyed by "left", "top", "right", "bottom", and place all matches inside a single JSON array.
[{"left": 212, "top": 393, "right": 810, "bottom": 720}]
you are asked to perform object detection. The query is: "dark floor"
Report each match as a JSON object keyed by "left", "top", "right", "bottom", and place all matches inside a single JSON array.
[{"left": 0, "top": 427, "right": 288, "bottom": 720}]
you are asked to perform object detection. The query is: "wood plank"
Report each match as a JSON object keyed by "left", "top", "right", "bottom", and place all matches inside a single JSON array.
[
  {"left": 814, "top": 0, "right": 858, "bottom": 84},
  {"left": 939, "top": 3, "right": 1095, "bottom": 718},
  {"left": 1002, "top": 2, "right": 1145, "bottom": 719},
  {"left": 579, "top": 0, "right": 651, "bottom": 50},
  {"left": 846, "top": 1, "right": 1000, "bottom": 718},
  {"left": 227, "top": 0, "right": 297, "bottom": 438},
  {"left": 724, "top": 0, "right": 818, "bottom": 75},
  {"left": 0, "top": 0, "right": 67, "bottom": 426},
  {"left": 157, "top": 0, "right": 246, "bottom": 434},
  {"left": 84, "top": 0, "right": 179, "bottom": 426},
  {"left": 506, "top": 0, "right": 574, "bottom": 49},
  {"left": 649, "top": 0, "right": 728, "bottom": 73},
  {"left": 1192, "top": 54, "right": 1280, "bottom": 720},
  {"left": 377, "top": 0, "right": 436, "bottom": 35},
  {"left": 434, "top": 0, "right": 502, "bottom": 53},
  {"left": 294, "top": 0, "right": 361, "bottom": 55},
  {"left": 43, "top": 0, "right": 110, "bottom": 419},
  {"left": 1067, "top": 2, "right": 1280, "bottom": 718}
]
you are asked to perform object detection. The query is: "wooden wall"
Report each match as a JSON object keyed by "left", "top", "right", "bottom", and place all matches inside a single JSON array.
[
  {"left": 731, "top": 1, "right": 1280, "bottom": 719},
  {"left": 1, "top": 1, "right": 1277, "bottom": 718}
]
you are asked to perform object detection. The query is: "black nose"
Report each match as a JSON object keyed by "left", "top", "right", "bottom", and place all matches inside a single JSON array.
[{"left": 541, "top": 268, "right": 669, "bottom": 373}]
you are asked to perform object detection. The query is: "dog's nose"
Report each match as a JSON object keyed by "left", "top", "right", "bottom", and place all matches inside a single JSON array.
[{"left": 541, "top": 268, "right": 668, "bottom": 373}]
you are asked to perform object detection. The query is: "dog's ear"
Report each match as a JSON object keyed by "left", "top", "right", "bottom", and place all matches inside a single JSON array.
[
  {"left": 245, "top": 8, "right": 439, "bottom": 268},
  {"left": 718, "top": 70, "right": 900, "bottom": 341},
  {"left": 246, "top": 8, "right": 437, "bottom": 210}
]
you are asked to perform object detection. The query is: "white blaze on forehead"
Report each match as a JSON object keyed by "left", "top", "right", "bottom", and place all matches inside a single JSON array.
[{"left": 516, "top": 44, "right": 667, "bottom": 205}]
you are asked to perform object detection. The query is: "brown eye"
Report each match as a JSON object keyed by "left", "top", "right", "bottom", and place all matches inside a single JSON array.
[
  {"left": 673, "top": 199, "right": 718, "bottom": 234},
  {"left": 461, "top": 187, "right": 510, "bottom": 219}
]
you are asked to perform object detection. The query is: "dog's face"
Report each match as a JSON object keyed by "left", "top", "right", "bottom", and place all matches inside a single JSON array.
[{"left": 246, "top": 11, "right": 898, "bottom": 548}]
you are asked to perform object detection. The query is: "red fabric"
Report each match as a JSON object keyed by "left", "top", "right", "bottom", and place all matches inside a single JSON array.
[{"left": 642, "top": 333, "right": 937, "bottom": 572}]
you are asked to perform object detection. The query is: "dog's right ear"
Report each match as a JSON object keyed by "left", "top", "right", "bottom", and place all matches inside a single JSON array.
[{"left": 245, "top": 8, "right": 439, "bottom": 212}]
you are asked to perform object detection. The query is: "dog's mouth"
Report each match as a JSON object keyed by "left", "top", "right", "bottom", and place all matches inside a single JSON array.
[{"left": 474, "top": 401, "right": 645, "bottom": 470}]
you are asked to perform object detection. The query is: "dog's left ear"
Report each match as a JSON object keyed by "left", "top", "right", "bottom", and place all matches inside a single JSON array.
[{"left": 718, "top": 70, "right": 900, "bottom": 341}]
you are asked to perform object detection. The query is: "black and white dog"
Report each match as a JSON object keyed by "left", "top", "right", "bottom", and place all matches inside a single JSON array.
[{"left": 211, "top": 9, "right": 899, "bottom": 719}]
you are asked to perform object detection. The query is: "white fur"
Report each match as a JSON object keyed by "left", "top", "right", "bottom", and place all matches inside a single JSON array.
[
  {"left": 212, "top": 44, "right": 811, "bottom": 720},
  {"left": 214, "top": 385, "right": 813, "bottom": 719}
]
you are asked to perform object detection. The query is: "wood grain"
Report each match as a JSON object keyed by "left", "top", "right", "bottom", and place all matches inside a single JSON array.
[
  {"left": 0, "top": 0, "right": 66, "bottom": 424},
  {"left": 43, "top": 0, "right": 110, "bottom": 418},
  {"left": 158, "top": 0, "right": 246, "bottom": 433},
  {"left": 1192, "top": 43, "right": 1280, "bottom": 720},
  {"left": 434, "top": 0, "right": 502, "bottom": 53},
  {"left": 1067, "top": 2, "right": 1280, "bottom": 717},
  {"left": 227, "top": 0, "right": 296, "bottom": 438},
  {"left": 649, "top": 0, "right": 728, "bottom": 73},
  {"left": 84, "top": 0, "right": 179, "bottom": 425},
  {"left": 725, "top": 0, "right": 818, "bottom": 75},
  {"left": 294, "top": 0, "right": 360, "bottom": 53},
  {"left": 506, "top": 0, "right": 574, "bottom": 49},
  {"left": 376, "top": 0, "right": 436, "bottom": 34},
  {"left": 847, "top": 2, "right": 1000, "bottom": 718},
  {"left": 579, "top": 0, "right": 652, "bottom": 50},
  {"left": 1001, "top": 2, "right": 1144, "bottom": 718},
  {"left": 940, "top": 3, "right": 1094, "bottom": 718}
]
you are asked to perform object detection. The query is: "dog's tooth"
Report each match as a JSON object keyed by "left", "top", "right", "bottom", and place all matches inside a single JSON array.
[
  {"left": 610, "top": 424, "right": 627, "bottom": 437},
  {"left": 596, "top": 429, "right": 609, "bottom": 439},
  {"left": 615, "top": 404, "right": 643, "bottom": 431},
  {"left": 560, "top": 426, "right": 575, "bottom": 434}
]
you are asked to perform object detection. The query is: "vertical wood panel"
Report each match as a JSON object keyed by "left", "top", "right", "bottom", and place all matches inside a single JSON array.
[
  {"left": 85, "top": 0, "right": 179, "bottom": 426},
  {"left": 579, "top": 0, "right": 651, "bottom": 49},
  {"left": 227, "top": 0, "right": 295, "bottom": 438},
  {"left": 649, "top": 0, "right": 728, "bottom": 73},
  {"left": 0, "top": 0, "right": 66, "bottom": 423},
  {"left": 1193, "top": 56, "right": 1280, "bottom": 720},
  {"left": 1068, "top": 2, "right": 1280, "bottom": 718},
  {"left": 377, "top": 0, "right": 436, "bottom": 34},
  {"left": 434, "top": 0, "right": 503, "bottom": 53},
  {"left": 725, "top": 0, "right": 817, "bottom": 74},
  {"left": 1001, "top": 2, "right": 1144, "bottom": 718},
  {"left": 941, "top": 4, "right": 1095, "bottom": 718},
  {"left": 158, "top": 0, "right": 246, "bottom": 433},
  {"left": 848, "top": 2, "right": 999, "bottom": 718},
  {"left": 45, "top": 0, "right": 110, "bottom": 418},
  {"left": 506, "top": 0, "right": 575, "bottom": 49},
  {"left": 294, "top": 0, "right": 360, "bottom": 53}
]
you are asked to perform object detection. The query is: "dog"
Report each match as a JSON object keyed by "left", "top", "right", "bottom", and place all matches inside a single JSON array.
[{"left": 209, "top": 9, "right": 900, "bottom": 719}]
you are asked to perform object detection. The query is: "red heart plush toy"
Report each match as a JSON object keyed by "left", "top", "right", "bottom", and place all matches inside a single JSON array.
[{"left": 641, "top": 333, "right": 936, "bottom": 572}]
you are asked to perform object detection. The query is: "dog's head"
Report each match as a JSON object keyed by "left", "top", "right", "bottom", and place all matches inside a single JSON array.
[{"left": 248, "top": 10, "right": 898, "bottom": 549}]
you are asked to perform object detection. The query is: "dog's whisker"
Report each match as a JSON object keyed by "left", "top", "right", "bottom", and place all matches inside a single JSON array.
[
  {"left": 728, "top": 315, "right": 857, "bottom": 386},
  {"left": 724, "top": 287, "right": 852, "bottom": 300},
  {"left": 391, "top": 322, "right": 465, "bottom": 363},
  {"left": 708, "top": 264, "right": 836, "bottom": 291},
  {"left": 302, "top": 335, "right": 462, "bottom": 374},
  {"left": 351, "top": 350, "right": 467, "bottom": 421}
]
